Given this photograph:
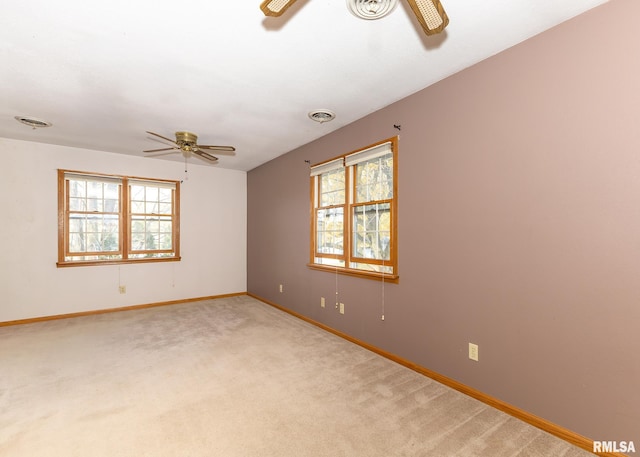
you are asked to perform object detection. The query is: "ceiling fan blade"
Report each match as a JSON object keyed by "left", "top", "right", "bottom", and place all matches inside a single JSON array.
[
  {"left": 143, "top": 147, "right": 178, "bottom": 153},
  {"left": 193, "top": 150, "right": 219, "bottom": 163},
  {"left": 405, "top": 0, "right": 449, "bottom": 36},
  {"left": 146, "top": 131, "right": 178, "bottom": 145},
  {"left": 145, "top": 152, "right": 180, "bottom": 158},
  {"left": 260, "top": 0, "right": 298, "bottom": 17},
  {"left": 197, "top": 145, "right": 236, "bottom": 154}
]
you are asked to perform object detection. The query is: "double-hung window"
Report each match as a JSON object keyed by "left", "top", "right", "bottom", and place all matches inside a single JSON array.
[
  {"left": 309, "top": 137, "right": 398, "bottom": 281},
  {"left": 57, "top": 170, "right": 180, "bottom": 266}
]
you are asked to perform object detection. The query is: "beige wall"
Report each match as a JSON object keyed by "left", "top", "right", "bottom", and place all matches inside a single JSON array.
[
  {"left": 0, "top": 138, "right": 247, "bottom": 322},
  {"left": 248, "top": 0, "right": 640, "bottom": 444}
]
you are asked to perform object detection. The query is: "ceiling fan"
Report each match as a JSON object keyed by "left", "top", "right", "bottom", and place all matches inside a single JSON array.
[
  {"left": 260, "top": 0, "right": 449, "bottom": 36},
  {"left": 144, "top": 131, "right": 236, "bottom": 163}
]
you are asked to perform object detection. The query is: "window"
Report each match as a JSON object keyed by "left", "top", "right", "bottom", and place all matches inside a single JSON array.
[
  {"left": 57, "top": 170, "right": 180, "bottom": 266},
  {"left": 309, "top": 137, "right": 397, "bottom": 281}
]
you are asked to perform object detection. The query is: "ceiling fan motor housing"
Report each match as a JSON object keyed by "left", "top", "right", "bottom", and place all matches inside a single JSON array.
[{"left": 176, "top": 131, "right": 198, "bottom": 151}]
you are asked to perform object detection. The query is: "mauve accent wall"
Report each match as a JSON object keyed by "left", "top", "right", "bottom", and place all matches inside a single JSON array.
[{"left": 248, "top": 0, "right": 639, "bottom": 444}]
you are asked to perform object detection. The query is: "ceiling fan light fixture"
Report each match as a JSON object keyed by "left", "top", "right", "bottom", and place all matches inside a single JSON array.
[
  {"left": 260, "top": 0, "right": 297, "bottom": 16},
  {"left": 308, "top": 109, "right": 336, "bottom": 123},
  {"left": 14, "top": 116, "right": 52, "bottom": 129},
  {"left": 405, "top": 0, "right": 449, "bottom": 35},
  {"left": 347, "top": 0, "right": 398, "bottom": 20}
]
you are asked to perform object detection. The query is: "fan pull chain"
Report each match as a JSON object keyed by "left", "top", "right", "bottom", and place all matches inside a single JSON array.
[
  {"left": 335, "top": 262, "right": 339, "bottom": 309},
  {"left": 184, "top": 157, "right": 189, "bottom": 181},
  {"left": 381, "top": 259, "right": 385, "bottom": 321}
]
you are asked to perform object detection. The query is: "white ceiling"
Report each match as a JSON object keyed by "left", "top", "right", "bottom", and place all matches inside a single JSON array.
[{"left": 0, "top": 0, "right": 608, "bottom": 171}]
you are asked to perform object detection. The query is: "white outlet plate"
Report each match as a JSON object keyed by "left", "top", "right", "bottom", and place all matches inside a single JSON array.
[
  {"left": 321, "top": 297, "right": 325, "bottom": 308},
  {"left": 469, "top": 343, "right": 479, "bottom": 361},
  {"left": 279, "top": 284, "right": 283, "bottom": 293},
  {"left": 339, "top": 303, "right": 345, "bottom": 314},
  {"left": 119, "top": 285, "right": 126, "bottom": 294}
]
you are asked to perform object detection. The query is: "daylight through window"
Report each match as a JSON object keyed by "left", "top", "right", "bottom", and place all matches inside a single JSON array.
[
  {"left": 309, "top": 137, "right": 397, "bottom": 281},
  {"left": 58, "top": 170, "right": 180, "bottom": 266}
]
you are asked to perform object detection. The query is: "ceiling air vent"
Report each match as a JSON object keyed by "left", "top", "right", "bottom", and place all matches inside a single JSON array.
[
  {"left": 15, "top": 116, "right": 53, "bottom": 128},
  {"left": 347, "top": 0, "right": 398, "bottom": 20},
  {"left": 308, "top": 109, "right": 336, "bottom": 123}
]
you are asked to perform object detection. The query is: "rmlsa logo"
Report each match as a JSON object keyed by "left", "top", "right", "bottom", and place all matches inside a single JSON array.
[{"left": 593, "top": 440, "right": 636, "bottom": 453}]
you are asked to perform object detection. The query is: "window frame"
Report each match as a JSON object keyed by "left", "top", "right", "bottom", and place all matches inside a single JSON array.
[
  {"left": 57, "top": 169, "right": 181, "bottom": 267},
  {"left": 308, "top": 137, "right": 398, "bottom": 282}
]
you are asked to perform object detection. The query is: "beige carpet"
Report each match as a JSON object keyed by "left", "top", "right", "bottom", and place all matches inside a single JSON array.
[{"left": 0, "top": 295, "right": 593, "bottom": 456}]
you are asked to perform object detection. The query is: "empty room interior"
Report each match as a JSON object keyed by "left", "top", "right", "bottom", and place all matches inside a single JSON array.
[{"left": 1, "top": 0, "right": 639, "bottom": 456}]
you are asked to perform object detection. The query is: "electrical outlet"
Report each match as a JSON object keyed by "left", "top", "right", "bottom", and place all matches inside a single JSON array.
[
  {"left": 339, "top": 303, "right": 345, "bottom": 315},
  {"left": 320, "top": 297, "right": 325, "bottom": 308},
  {"left": 469, "top": 343, "right": 479, "bottom": 362},
  {"left": 119, "top": 285, "right": 126, "bottom": 294},
  {"left": 279, "top": 284, "right": 283, "bottom": 293}
]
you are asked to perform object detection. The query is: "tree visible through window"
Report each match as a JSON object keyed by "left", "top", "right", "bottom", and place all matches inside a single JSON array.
[
  {"left": 309, "top": 137, "right": 397, "bottom": 281},
  {"left": 58, "top": 170, "right": 180, "bottom": 266}
]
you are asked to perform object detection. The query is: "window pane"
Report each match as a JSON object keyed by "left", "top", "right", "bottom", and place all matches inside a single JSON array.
[
  {"left": 130, "top": 185, "right": 145, "bottom": 201},
  {"left": 69, "top": 180, "right": 86, "bottom": 198},
  {"left": 69, "top": 233, "right": 84, "bottom": 252},
  {"left": 131, "top": 215, "right": 172, "bottom": 251},
  {"left": 87, "top": 198, "right": 102, "bottom": 212},
  {"left": 129, "top": 183, "right": 174, "bottom": 253},
  {"left": 68, "top": 214, "right": 119, "bottom": 253},
  {"left": 314, "top": 257, "right": 345, "bottom": 268},
  {"left": 87, "top": 181, "right": 103, "bottom": 199},
  {"left": 159, "top": 188, "right": 172, "bottom": 202},
  {"left": 128, "top": 252, "right": 174, "bottom": 260},
  {"left": 355, "top": 153, "right": 393, "bottom": 203},
  {"left": 158, "top": 233, "right": 173, "bottom": 250},
  {"left": 105, "top": 183, "right": 119, "bottom": 200},
  {"left": 104, "top": 197, "right": 119, "bottom": 212},
  {"left": 146, "top": 220, "right": 160, "bottom": 233},
  {"left": 131, "top": 201, "right": 145, "bottom": 213},
  {"left": 68, "top": 179, "right": 119, "bottom": 213},
  {"left": 69, "top": 197, "right": 86, "bottom": 211},
  {"left": 320, "top": 169, "right": 345, "bottom": 206},
  {"left": 349, "top": 262, "right": 393, "bottom": 274},
  {"left": 130, "top": 231, "right": 145, "bottom": 250},
  {"left": 352, "top": 203, "right": 391, "bottom": 260},
  {"left": 316, "top": 207, "right": 344, "bottom": 255},
  {"left": 146, "top": 187, "right": 159, "bottom": 202},
  {"left": 145, "top": 201, "right": 159, "bottom": 214},
  {"left": 131, "top": 219, "right": 145, "bottom": 233}
]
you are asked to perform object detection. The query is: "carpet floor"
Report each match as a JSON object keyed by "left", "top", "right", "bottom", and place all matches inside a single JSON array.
[{"left": 0, "top": 295, "right": 594, "bottom": 456}]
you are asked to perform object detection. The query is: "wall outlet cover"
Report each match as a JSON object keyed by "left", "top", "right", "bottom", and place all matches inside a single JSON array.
[{"left": 469, "top": 343, "right": 479, "bottom": 361}]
